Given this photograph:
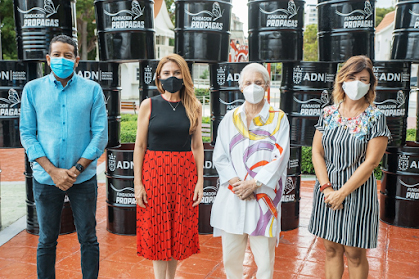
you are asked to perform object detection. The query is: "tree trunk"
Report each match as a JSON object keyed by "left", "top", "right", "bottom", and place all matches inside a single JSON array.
[{"left": 81, "top": 20, "right": 88, "bottom": 60}]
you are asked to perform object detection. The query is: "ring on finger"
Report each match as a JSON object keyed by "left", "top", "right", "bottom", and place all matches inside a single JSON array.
[{"left": 327, "top": 203, "right": 331, "bottom": 208}]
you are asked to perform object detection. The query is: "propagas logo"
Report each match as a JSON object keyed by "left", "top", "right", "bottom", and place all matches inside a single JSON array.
[
  {"left": 260, "top": 0, "right": 299, "bottom": 19},
  {"left": 335, "top": 0, "right": 374, "bottom": 28},
  {"left": 259, "top": 0, "right": 300, "bottom": 28},
  {"left": 284, "top": 177, "right": 295, "bottom": 195},
  {"left": 374, "top": 90, "right": 406, "bottom": 117},
  {"left": 336, "top": 0, "right": 373, "bottom": 19},
  {"left": 186, "top": 2, "right": 225, "bottom": 30},
  {"left": 17, "top": 0, "right": 59, "bottom": 18},
  {"left": 104, "top": 0, "right": 145, "bottom": 29},
  {"left": 104, "top": 0, "right": 144, "bottom": 19},
  {"left": 0, "top": 89, "right": 21, "bottom": 117},
  {"left": 17, "top": 0, "right": 60, "bottom": 27}
]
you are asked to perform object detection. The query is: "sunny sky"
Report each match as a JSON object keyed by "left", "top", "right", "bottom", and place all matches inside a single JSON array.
[{"left": 231, "top": 0, "right": 397, "bottom": 35}]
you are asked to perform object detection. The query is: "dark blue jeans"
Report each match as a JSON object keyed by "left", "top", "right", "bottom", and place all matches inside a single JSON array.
[{"left": 33, "top": 176, "right": 99, "bottom": 279}]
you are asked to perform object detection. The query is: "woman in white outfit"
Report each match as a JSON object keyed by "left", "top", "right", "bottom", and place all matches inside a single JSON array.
[{"left": 211, "top": 63, "right": 290, "bottom": 279}]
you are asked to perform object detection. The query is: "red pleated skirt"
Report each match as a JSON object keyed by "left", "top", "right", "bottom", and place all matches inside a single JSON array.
[{"left": 136, "top": 150, "right": 200, "bottom": 261}]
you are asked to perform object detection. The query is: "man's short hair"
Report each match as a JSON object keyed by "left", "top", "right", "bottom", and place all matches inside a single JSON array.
[{"left": 49, "top": 35, "right": 78, "bottom": 57}]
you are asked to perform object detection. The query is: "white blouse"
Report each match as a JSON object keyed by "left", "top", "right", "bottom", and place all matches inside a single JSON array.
[{"left": 210, "top": 100, "right": 290, "bottom": 242}]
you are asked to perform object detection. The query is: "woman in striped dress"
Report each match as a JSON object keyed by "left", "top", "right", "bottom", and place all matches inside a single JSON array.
[{"left": 308, "top": 56, "right": 391, "bottom": 279}]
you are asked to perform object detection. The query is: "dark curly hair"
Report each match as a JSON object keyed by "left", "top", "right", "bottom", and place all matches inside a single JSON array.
[{"left": 49, "top": 35, "right": 78, "bottom": 57}]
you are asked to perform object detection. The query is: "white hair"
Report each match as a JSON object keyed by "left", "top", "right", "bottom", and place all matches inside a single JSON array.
[{"left": 238, "top": 63, "right": 270, "bottom": 90}]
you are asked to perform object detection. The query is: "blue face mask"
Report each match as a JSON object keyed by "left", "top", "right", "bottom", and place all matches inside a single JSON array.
[{"left": 50, "top": 57, "right": 75, "bottom": 79}]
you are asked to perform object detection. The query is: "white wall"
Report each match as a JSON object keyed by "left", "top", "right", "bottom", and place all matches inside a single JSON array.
[
  {"left": 120, "top": 63, "right": 140, "bottom": 101},
  {"left": 375, "top": 22, "right": 394, "bottom": 61}
]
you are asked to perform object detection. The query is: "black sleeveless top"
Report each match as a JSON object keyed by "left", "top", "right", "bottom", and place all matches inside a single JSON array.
[{"left": 147, "top": 95, "right": 192, "bottom": 152}]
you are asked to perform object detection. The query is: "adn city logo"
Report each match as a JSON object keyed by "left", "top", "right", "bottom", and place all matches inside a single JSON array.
[
  {"left": 108, "top": 153, "right": 116, "bottom": 172},
  {"left": 144, "top": 65, "right": 153, "bottom": 84},
  {"left": 217, "top": 66, "right": 226, "bottom": 86},
  {"left": 293, "top": 66, "right": 335, "bottom": 85},
  {"left": 398, "top": 154, "right": 409, "bottom": 172}
]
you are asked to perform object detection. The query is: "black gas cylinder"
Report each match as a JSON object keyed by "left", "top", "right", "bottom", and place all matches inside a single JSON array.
[
  {"left": 248, "top": 0, "right": 305, "bottom": 62},
  {"left": 280, "top": 62, "right": 338, "bottom": 146},
  {"left": 13, "top": 0, "right": 77, "bottom": 61},
  {"left": 391, "top": 0, "right": 419, "bottom": 62},
  {"left": 0, "top": 61, "right": 42, "bottom": 148},
  {"left": 281, "top": 145, "right": 301, "bottom": 231},
  {"left": 106, "top": 143, "right": 136, "bottom": 235},
  {"left": 76, "top": 61, "right": 121, "bottom": 118},
  {"left": 209, "top": 62, "right": 247, "bottom": 145},
  {"left": 199, "top": 143, "right": 220, "bottom": 234},
  {"left": 373, "top": 61, "right": 411, "bottom": 147},
  {"left": 95, "top": 0, "right": 155, "bottom": 62},
  {"left": 175, "top": 0, "right": 232, "bottom": 63},
  {"left": 380, "top": 141, "right": 419, "bottom": 228},
  {"left": 317, "top": 0, "right": 375, "bottom": 62},
  {"left": 24, "top": 155, "right": 76, "bottom": 235}
]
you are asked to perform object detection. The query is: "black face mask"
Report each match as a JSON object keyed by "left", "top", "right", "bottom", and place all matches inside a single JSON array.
[{"left": 160, "top": 76, "right": 184, "bottom": 94}]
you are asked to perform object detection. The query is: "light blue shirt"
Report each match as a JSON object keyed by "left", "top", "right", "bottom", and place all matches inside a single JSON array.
[{"left": 20, "top": 72, "right": 108, "bottom": 185}]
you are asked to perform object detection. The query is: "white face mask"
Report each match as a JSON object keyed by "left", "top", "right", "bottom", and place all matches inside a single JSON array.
[
  {"left": 342, "top": 80, "right": 370, "bottom": 101},
  {"left": 242, "top": 83, "right": 265, "bottom": 104}
]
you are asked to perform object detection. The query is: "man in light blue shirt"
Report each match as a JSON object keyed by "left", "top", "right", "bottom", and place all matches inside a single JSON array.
[{"left": 20, "top": 35, "right": 108, "bottom": 279}]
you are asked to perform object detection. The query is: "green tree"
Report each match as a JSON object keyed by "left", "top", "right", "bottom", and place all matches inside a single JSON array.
[
  {"left": 199, "top": 69, "right": 209, "bottom": 79},
  {"left": 76, "top": 0, "right": 97, "bottom": 60},
  {"left": 0, "top": 0, "right": 18, "bottom": 60},
  {"left": 165, "top": 0, "right": 175, "bottom": 26},
  {"left": 303, "top": 24, "right": 318, "bottom": 62},
  {"left": 376, "top": 7, "right": 396, "bottom": 27}
]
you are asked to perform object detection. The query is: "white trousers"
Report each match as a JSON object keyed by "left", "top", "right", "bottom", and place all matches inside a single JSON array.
[{"left": 221, "top": 231, "right": 276, "bottom": 279}]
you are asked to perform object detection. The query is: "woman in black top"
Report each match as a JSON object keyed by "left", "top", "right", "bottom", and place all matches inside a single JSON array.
[{"left": 134, "top": 54, "right": 204, "bottom": 279}]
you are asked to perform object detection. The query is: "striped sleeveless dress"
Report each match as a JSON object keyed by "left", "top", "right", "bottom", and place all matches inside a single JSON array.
[
  {"left": 136, "top": 95, "right": 200, "bottom": 261},
  {"left": 308, "top": 104, "right": 391, "bottom": 249}
]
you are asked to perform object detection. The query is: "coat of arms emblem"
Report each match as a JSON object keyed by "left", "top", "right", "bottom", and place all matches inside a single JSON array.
[
  {"left": 398, "top": 154, "right": 409, "bottom": 172},
  {"left": 293, "top": 66, "right": 303, "bottom": 84},
  {"left": 144, "top": 65, "right": 153, "bottom": 84},
  {"left": 108, "top": 153, "right": 116, "bottom": 172},
  {"left": 217, "top": 66, "right": 226, "bottom": 86}
]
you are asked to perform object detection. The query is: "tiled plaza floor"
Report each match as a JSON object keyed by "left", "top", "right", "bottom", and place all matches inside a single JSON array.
[{"left": 0, "top": 149, "right": 418, "bottom": 278}]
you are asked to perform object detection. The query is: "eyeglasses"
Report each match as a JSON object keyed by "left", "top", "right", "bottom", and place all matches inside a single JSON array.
[{"left": 243, "top": 81, "right": 266, "bottom": 87}]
